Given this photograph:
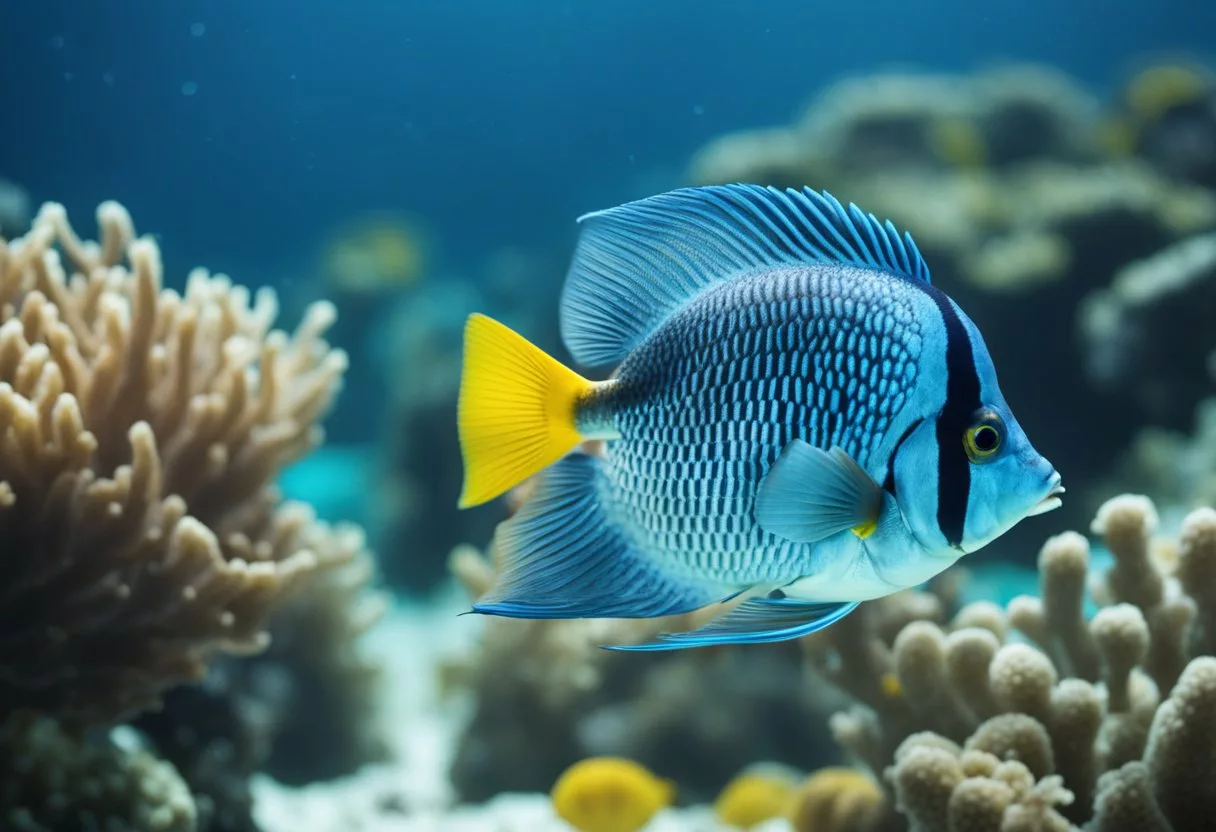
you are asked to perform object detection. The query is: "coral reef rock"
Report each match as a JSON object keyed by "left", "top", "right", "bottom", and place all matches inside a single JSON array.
[
  {"left": 809, "top": 494, "right": 1216, "bottom": 830},
  {"left": 1, "top": 714, "right": 197, "bottom": 832}
]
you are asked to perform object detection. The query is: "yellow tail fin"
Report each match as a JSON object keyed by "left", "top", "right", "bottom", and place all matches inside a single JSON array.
[{"left": 457, "top": 313, "right": 596, "bottom": 508}]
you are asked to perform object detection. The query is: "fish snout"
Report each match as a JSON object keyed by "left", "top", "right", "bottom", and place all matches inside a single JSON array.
[{"left": 1027, "top": 468, "right": 1065, "bottom": 517}]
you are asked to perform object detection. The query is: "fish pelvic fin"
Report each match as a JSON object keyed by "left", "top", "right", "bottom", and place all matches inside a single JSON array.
[
  {"left": 457, "top": 313, "right": 597, "bottom": 508},
  {"left": 605, "top": 597, "right": 860, "bottom": 651},
  {"left": 471, "top": 453, "right": 722, "bottom": 619}
]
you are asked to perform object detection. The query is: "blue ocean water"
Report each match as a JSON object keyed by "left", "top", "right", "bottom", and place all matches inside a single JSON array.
[
  {"left": 4, "top": 1, "right": 1208, "bottom": 278},
  {"left": 1, "top": 0, "right": 1210, "bottom": 577}
]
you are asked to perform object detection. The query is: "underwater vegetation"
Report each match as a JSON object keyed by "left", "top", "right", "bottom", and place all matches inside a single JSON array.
[{"left": 3, "top": 53, "right": 1216, "bottom": 832}]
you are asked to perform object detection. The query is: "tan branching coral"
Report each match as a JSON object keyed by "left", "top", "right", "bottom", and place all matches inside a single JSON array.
[
  {"left": 0, "top": 201, "right": 358, "bottom": 726},
  {"left": 808, "top": 494, "right": 1216, "bottom": 830}
]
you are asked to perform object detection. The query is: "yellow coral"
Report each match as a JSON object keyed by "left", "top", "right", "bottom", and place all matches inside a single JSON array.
[
  {"left": 881, "top": 671, "right": 904, "bottom": 699},
  {"left": 321, "top": 212, "right": 426, "bottom": 294},
  {"left": 929, "top": 117, "right": 988, "bottom": 170},
  {"left": 1097, "top": 116, "right": 1138, "bottom": 158},
  {"left": 786, "top": 767, "right": 885, "bottom": 832},
  {"left": 713, "top": 768, "right": 799, "bottom": 829},
  {"left": 551, "top": 757, "right": 674, "bottom": 832},
  {"left": 1126, "top": 63, "right": 1211, "bottom": 122}
]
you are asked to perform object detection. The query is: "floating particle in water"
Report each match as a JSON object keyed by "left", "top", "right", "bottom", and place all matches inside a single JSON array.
[
  {"left": 181, "top": 81, "right": 198, "bottom": 96},
  {"left": 190, "top": 22, "right": 205, "bottom": 37},
  {"left": 51, "top": 35, "right": 64, "bottom": 49},
  {"left": 693, "top": 104, "right": 705, "bottom": 116},
  {"left": 103, "top": 71, "right": 114, "bottom": 86},
  {"left": 63, "top": 72, "right": 74, "bottom": 81}
]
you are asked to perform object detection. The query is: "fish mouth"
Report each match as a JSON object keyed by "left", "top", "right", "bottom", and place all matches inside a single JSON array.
[{"left": 1027, "top": 473, "right": 1065, "bottom": 517}]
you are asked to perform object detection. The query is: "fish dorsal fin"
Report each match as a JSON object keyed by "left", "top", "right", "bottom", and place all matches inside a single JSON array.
[{"left": 559, "top": 183, "right": 931, "bottom": 368}]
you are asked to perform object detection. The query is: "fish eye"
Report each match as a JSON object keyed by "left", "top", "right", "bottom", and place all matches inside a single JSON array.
[{"left": 963, "top": 409, "right": 1003, "bottom": 462}]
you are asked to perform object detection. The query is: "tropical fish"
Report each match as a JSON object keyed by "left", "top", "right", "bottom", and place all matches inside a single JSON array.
[{"left": 457, "top": 184, "right": 1063, "bottom": 650}]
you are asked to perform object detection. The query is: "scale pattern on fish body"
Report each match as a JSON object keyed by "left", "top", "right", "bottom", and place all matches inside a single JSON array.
[{"left": 588, "top": 264, "right": 927, "bottom": 584}]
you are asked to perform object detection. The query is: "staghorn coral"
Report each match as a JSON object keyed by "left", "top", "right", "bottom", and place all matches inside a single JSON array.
[
  {"left": 808, "top": 494, "right": 1216, "bottom": 830},
  {"left": 1, "top": 714, "right": 197, "bottom": 832},
  {"left": 0, "top": 199, "right": 359, "bottom": 728}
]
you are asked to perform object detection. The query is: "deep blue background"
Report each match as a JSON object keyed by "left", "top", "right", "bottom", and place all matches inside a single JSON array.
[
  {"left": 1, "top": 0, "right": 1211, "bottom": 452},
  {"left": 3, "top": 0, "right": 1210, "bottom": 276}
]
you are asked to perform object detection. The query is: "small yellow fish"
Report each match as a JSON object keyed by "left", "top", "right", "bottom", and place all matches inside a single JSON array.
[
  {"left": 551, "top": 757, "right": 675, "bottom": 832},
  {"left": 714, "top": 768, "right": 800, "bottom": 829},
  {"left": 322, "top": 212, "right": 426, "bottom": 294}
]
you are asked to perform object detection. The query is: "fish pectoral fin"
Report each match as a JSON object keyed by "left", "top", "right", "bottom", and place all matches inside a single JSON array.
[
  {"left": 754, "top": 441, "right": 884, "bottom": 544},
  {"left": 471, "top": 453, "right": 721, "bottom": 620},
  {"left": 605, "top": 597, "right": 860, "bottom": 651}
]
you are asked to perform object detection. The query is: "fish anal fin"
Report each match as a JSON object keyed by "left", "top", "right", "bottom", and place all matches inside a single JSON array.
[
  {"left": 755, "top": 441, "right": 884, "bottom": 544},
  {"left": 605, "top": 597, "right": 860, "bottom": 651},
  {"left": 471, "top": 453, "right": 721, "bottom": 620}
]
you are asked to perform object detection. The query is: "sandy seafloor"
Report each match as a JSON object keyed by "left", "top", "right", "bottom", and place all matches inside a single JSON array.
[{"left": 251, "top": 588, "right": 790, "bottom": 832}]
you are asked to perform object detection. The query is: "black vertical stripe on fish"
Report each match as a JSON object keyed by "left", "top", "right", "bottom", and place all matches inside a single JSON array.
[
  {"left": 882, "top": 417, "right": 923, "bottom": 497},
  {"left": 924, "top": 291, "right": 982, "bottom": 547}
]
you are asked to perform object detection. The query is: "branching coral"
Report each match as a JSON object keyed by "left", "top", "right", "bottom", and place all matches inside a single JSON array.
[
  {"left": 805, "top": 494, "right": 1216, "bottom": 830},
  {"left": 1080, "top": 232, "right": 1216, "bottom": 427},
  {"left": 0, "top": 200, "right": 359, "bottom": 727},
  {"left": 1, "top": 714, "right": 197, "bottom": 832}
]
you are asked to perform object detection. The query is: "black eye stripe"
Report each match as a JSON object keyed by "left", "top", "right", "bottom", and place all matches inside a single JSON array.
[
  {"left": 893, "top": 278, "right": 984, "bottom": 549},
  {"left": 927, "top": 294, "right": 981, "bottom": 548}
]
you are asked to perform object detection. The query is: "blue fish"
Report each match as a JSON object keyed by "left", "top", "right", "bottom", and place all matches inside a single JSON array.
[{"left": 456, "top": 184, "right": 1063, "bottom": 650}]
